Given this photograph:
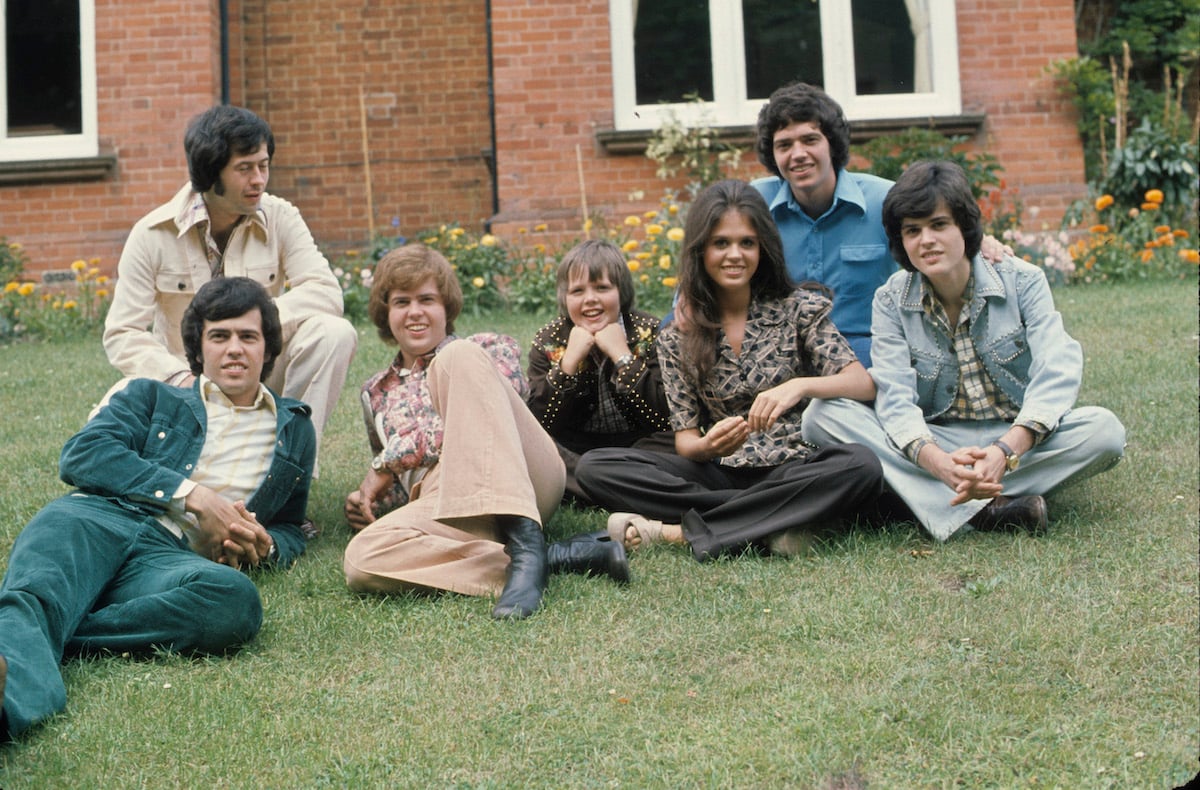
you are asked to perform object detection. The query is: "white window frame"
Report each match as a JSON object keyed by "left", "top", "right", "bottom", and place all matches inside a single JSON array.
[
  {"left": 0, "top": 0, "right": 98, "bottom": 161},
  {"left": 609, "top": 0, "right": 962, "bottom": 131}
]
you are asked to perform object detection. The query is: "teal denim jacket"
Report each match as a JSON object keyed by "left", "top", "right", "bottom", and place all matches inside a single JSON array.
[
  {"left": 869, "top": 254, "right": 1083, "bottom": 452},
  {"left": 58, "top": 378, "right": 315, "bottom": 566}
]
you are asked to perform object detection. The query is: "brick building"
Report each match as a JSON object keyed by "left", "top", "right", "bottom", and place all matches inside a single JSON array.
[{"left": 1, "top": 0, "right": 1086, "bottom": 280}]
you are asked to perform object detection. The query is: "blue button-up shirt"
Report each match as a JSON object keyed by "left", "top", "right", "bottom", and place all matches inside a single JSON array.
[{"left": 752, "top": 170, "right": 896, "bottom": 366}]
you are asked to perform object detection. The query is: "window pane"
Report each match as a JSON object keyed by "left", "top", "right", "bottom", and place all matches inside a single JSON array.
[
  {"left": 6, "top": 0, "right": 83, "bottom": 136},
  {"left": 851, "top": 0, "right": 917, "bottom": 94},
  {"left": 742, "top": 0, "right": 823, "bottom": 99},
  {"left": 634, "top": 0, "right": 712, "bottom": 104}
]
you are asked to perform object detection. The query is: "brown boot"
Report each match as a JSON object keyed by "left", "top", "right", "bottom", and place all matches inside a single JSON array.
[{"left": 970, "top": 495, "right": 1048, "bottom": 534}]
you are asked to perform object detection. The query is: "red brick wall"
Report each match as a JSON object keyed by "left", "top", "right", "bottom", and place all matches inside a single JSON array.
[{"left": 2, "top": 0, "right": 1086, "bottom": 278}]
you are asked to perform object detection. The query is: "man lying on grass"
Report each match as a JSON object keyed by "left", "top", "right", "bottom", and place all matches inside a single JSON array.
[
  {"left": 0, "top": 277, "right": 315, "bottom": 742},
  {"left": 803, "top": 160, "right": 1125, "bottom": 540}
]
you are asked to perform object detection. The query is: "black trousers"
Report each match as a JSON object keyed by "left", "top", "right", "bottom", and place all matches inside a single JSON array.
[{"left": 576, "top": 443, "right": 883, "bottom": 561}]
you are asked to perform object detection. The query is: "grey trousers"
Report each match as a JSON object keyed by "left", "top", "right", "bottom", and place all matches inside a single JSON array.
[{"left": 801, "top": 398, "right": 1126, "bottom": 540}]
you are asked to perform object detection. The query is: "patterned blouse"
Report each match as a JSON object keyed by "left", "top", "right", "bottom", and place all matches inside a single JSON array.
[
  {"left": 359, "top": 333, "right": 527, "bottom": 513},
  {"left": 657, "top": 288, "right": 857, "bottom": 468}
]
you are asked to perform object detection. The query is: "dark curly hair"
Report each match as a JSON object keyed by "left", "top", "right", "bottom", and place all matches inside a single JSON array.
[
  {"left": 184, "top": 105, "right": 275, "bottom": 193},
  {"left": 755, "top": 82, "right": 850, "bottom": 178},
  {"left": 882, "top": 160, "right": 983, "bottom": 271},
  {"left": 181, "top": 277, "right": 282, "bottom": 380}
]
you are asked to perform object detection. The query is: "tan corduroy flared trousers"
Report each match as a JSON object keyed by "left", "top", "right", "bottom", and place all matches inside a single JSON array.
[{"left": 343, "top": 340, "right": 565, "bottom": 598}]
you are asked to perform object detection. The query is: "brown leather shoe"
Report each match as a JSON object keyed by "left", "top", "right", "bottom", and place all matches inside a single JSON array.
[{"left": 970, "top": 495, "right": 1048, "bottom": 534}]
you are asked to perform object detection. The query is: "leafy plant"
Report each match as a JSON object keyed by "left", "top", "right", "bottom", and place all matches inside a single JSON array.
[
  {"left": 644, "top": 94, "right": 744, "bottom": 198},
  {"left": 1102, "top": 118, "right": 1198, "bottom": 225},
  {"left": 852, "top": 128, "right": 1006, "bottom": 202}
]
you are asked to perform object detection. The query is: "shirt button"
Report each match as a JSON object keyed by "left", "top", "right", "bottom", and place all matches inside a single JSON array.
[
  {"left": 157, "top": 431, "right": 166, "bottom": 439},
  {"left": 177, "top": 282, "right": 186, "bottom": 290},
  {"left": 154, "top": 490, "right": 165, "bottom": 499}
]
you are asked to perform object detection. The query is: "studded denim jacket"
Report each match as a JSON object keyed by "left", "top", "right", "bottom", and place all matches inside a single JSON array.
[{"left": 869, "top": 254, "right": 1083, "bottom": 452}]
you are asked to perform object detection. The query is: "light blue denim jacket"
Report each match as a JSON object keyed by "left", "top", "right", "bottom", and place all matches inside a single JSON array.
[{"left": 869, "top": 254, "right": 1082, "bottom": 452}]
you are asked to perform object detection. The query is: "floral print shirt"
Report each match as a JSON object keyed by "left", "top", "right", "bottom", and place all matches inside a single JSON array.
[
  {"left": 658, "top": 288, "right": 857, "bottom": 468},
  {"left": 360, "top": 333, "right": 527, "bottom": 511}
]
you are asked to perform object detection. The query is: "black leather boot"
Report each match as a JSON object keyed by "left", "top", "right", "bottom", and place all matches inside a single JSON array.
[
  {"left": 547, "top": 530, "right": 630, "bottom": 584},
  {"left": 491, "top": 516, "right": 548, "bottom": 620}
]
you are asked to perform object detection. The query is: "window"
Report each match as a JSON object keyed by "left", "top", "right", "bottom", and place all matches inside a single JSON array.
[
  {"left": 609, "top": 0, "right": 960, "bottom": 131},
  {"left": 1, "top": 0, "right": 97, "bottom": 161}
]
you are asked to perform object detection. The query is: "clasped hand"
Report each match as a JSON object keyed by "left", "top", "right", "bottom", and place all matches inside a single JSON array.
[
  {"left": 561, "top": 324, "right": 629, "bottom": 375},
  {"left": 927, "top": 444, "right": 1006, "bottom": 505},
  {"left": 186, "top": 486, "right": 274, "bottom": 569}
]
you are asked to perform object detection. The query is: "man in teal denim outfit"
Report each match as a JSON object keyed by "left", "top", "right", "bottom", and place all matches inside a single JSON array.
[{"left": 0, "top": 277, "right": 315, "bottom": 741}]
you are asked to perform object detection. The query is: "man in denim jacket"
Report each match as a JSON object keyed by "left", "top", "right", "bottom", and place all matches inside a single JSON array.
[
  {"left": 803, "top": 161, "right": 1124, "bottom": 540},
  {"left": 0, "top": 278, "right": 315, "bottom": 741}
]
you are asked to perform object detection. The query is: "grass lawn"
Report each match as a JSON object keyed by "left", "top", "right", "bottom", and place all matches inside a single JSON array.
[{"left": 0, "top": 280, "right": 1196, "bottom": 788}]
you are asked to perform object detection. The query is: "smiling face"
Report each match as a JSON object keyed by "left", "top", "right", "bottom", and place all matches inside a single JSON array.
[
  {"left": 564, "top": 267, "right": 622, "bottom": 333},
  {"left": 386, "top": 277, "right": 449, "bottom": 368},
  {"left": 200, "top": 308, "right": 267, "bottom": 407},
  {"left": 206, "top": 141, "right": 270, "bottom": 218},
  {"left": 703, "top": 209, "right": 760, "bottom": 297},
  {"left": 901, "top": 200, "right": 970, "bottom": 290},
  {"left": 772, "top": 120, "right": 837, "bottom": 214}
]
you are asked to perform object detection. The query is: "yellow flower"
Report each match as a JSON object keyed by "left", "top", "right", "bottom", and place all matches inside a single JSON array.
[
  {"left": 472, "top": 276, "right": 486, "bottom": 288},
  {"left": 626, "top": 260, "right": 641, "bottom": 272},
  {"left": 96, "top": 288, "right": 109, "bottom": 299},
  {"left": 666, "top": 227, "right": 685, "bottom": 242},
  {"left": 643, "top": 210, "right": 658, "bottom": 219},
  {"left": 622, "top": 240, "right": 640, "bottom": 252},
  {"left": 480, "top": 234, "right": 497, "bottom": 247},
  {"left": 534, "top": 243, "right": 546, "bottom": 254},
  {"left": 1093, "top": 194, "right": 1114, "bottom": 211},
  {"left": 639, "top": 274, "right": 649, "bottom": 283},
  {"left": 635, "top": 252, "right": 651, "bottom": 261},
  {"left": 345, "top": 249, "right": 360, "bottom": 257},
  {"left": 662, "top": 276, "right": 678, "bottom": 288},
  {"left": 423, "top": 236, "right": 439, "bottom": 245},
  {"left": 450, "top": 227, "right": 465, "bottom": 238},
  {"left": 4, "top": 281, "right": 17, "bottom": 293},
  {"left": 668, "top": 204, "right": 679, "bottom": 215},
  {"left": 70, "top": 259, "right": 86, "bottom": 272},
  {"left": 584, "top": 219, "right": 594, "bottom": 232},
  {"left": 623, "top": 215, "right": 642, "bottom": 227},
  {"left": 89, "top": 257, "right": 101, "bottom": 265},
  {"left": 517, "top": 227, "right": 528, "bottom": 235},
  {"left": 1144, "top": 189, "right": 1164, "bottom": 204},
  {"left": 63, "top": 299, "right": 78, "bottom": 310},
  {"left": 87, "top": 267, "right": 100, "bottom": 278},
  {"left": 534, "top": 224, "right": 548, "bottom": 232},
  {"left": 97, "top": 275, "right": 110, "bottom": 284},
  {"left": 7, "top": 242, "right": 21, "bottom": 251},
  {"left": 1089, "top": 224, "right": 1109, "bottom": 234},
  {"left": 646, "top": 224, "right": 664, "bottom": 236},
  {"left": 17, "top": 283, "right": 35, "bottom": 296},
  {"left": 659, "top": 255, "right": 672, "bottom": 269}
]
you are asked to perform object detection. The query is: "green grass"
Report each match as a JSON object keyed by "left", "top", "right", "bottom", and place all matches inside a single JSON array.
[{"left": 1, "top": 281, "right": 1197, "bottom": 788}]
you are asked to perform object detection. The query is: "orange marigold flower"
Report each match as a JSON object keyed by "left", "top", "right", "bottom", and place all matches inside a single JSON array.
[
  {"left": 1179, "top": 249, "right": 1199, "bottom": 265},
  {"left": 1089, "top": 224, "right": 1109, "bottom": 234},
  {"left": 1144, "top": 189, "right": 1164, "bottom": 204},
  {"left": 1139, "top": 249, "right": 1154, "bottom": 263},
  {"left": 1140, "top": 202, "right": 1158, "bottom": 211},
  {"left": 1154, "top": 225, "right": 1172, "bottom": 235},
  {"left": 1093, "top": 194, "right": 1114, "bottom": 211},
  {"left": 1173, "top": 229, "right": 1189, "bottom": 239}
]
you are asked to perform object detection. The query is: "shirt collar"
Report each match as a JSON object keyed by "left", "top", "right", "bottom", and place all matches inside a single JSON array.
[
  {"left": 768, "top": 169, "right": 867, "bottom": 221},
  {"left": 174, "top": 189, "right": 268, "bottom": 239},
  {"left": 199, "top": 374, "right": 277, "bottom": 415}
]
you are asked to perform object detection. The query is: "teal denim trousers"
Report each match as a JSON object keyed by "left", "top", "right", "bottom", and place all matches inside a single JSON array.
[{"left": 0, "top": 492, "right": 262, "bottom": 738}]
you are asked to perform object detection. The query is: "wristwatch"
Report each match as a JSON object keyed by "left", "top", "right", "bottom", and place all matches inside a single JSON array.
[
  {"left": 990, "top": 440, "right": 1020, "bottom": 472},
  {"left": 370, "top": 455, "right": 387, "bottom": 473}
]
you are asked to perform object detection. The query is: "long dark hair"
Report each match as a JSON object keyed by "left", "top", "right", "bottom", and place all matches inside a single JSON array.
[{"left": 677, "top": 180, "right": 794, "bottom": 387}]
